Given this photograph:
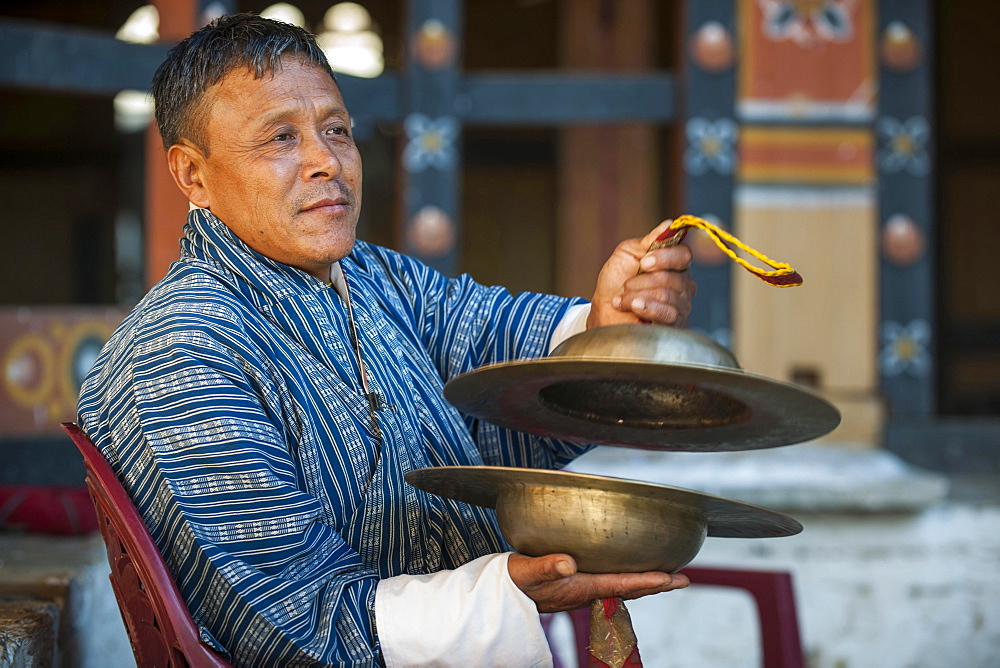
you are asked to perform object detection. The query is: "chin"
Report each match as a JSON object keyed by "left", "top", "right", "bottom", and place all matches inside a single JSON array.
[{"left": 318, "top": 238, "right": 357, "bottom": 263}]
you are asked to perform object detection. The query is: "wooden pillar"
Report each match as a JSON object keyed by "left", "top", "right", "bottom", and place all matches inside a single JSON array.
[
  {"left": 401, "top": 0, "right": 463, "bottom": 276},
  {"left": 144, "top": 0, "right": 197, "bottom": 288},
  {"left": 556, "top": 0, "right": 659, "bottom": 298},
  {"left": 683, "top": 0, "right": 737, "bottom": 342},
  {"left": 877, "top": 0, "right": 935, "bottom": 417}
]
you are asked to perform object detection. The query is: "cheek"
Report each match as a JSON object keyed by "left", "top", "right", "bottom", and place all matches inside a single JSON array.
[{"left": 344, "top": 149, "right": 363, "bottom": 183}]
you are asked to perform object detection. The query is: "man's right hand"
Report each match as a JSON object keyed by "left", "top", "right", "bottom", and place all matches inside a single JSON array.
[{"left": 507, "top": 553, "right": 689, "bottom": 613}]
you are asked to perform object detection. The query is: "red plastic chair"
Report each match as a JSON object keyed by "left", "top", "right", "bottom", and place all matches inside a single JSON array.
[
  {"left": 61, "top": 423, "right": 232, "bottom": 667},
  {"left": 546, "top": 566, "right": 804, "bottom": 668}
]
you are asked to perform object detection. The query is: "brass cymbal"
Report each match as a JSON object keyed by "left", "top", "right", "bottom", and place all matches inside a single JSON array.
[
  {"left": 444, "top": 324, "right": 840, "bottom": 451},
  {"left": 406, "top": 466, "right": 802, "bottom": 573}
]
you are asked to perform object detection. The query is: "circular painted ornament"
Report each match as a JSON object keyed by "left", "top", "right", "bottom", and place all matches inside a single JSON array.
[
  {"left": 407, "top": 205, "right": 456, "bottom": 257},
  {"left": 4, "top": 335, "right": 53, "bottom": 407},
  {"left": 881, "top": 21, "right": 921, "bottom": 72},
  {"left": 881, "top": 214, "right": 924, "bottom": 266},
  {"left": 412, "top": 18, "right": 456, "bottom": 70},
  {"left": 690, "top": 22, "right": 734, "bottom": 73}
]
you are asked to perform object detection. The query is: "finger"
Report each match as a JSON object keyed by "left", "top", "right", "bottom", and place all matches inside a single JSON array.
[
  {"left": 622, "top": 266, "right": 693, "bottom": 295},
  {"left": 621, "top": 571, "right": 691, "bottom": 599},
  {"left": 612, "top": 292, "right": 685, "bottom": 322},
  {"left": 629, "top": 299, "right": 684, "bottom": 326},
  {"left": 620, "top": 269, "right": 695, "bottom": 317},
  {"left": 615, "top": 288, "right": 693, "bottom": 326},
  {"left": 639, "top": 244, "right": 693, "bottom": 273},
  {"left": 582, "top": 571, "right": 680, "bottom": 600}
]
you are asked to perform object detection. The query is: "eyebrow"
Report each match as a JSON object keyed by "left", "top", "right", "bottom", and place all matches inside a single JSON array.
[{"left": 255, "top": 105, "right": 350, "bottom": 128}]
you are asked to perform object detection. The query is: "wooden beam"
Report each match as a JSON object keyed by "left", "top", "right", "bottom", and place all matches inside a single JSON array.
[
  {"left": 461, "top": 73, "right": 674, "bottom": 124},
  {"left": 0, "top": 18, "right": 169, "bottom": 94}
]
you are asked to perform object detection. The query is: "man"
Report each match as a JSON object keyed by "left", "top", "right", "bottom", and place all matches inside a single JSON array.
[{"left": 79, "top": 14, "right": 696, "bottom": 667}]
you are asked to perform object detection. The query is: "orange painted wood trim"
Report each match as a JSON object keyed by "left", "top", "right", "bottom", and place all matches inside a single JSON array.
[
  {"left": 144, "top": 128, "right": 189, "bottom": 287},
  {"left": 144, "top": 0, "right": 196, "bottom": 288}
]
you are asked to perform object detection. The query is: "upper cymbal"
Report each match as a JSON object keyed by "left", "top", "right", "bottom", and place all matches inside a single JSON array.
[{"left": 444, "top": 325, "right": 840, "bottom": 451}]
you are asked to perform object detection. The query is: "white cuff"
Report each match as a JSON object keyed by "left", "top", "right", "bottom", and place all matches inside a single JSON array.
[
  {"left": 375, "top": 553, "right": 553, "bottom": 668},
  {"left": 549, "top": 304, "right": 591, "bottom": 354}
]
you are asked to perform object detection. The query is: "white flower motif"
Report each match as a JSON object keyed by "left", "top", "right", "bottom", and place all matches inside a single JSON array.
[
  {"left": 403, "top": 114, "right": 458, "bottom": 172},
  {"left": 880, "top": 319, "right": 931, "bottom": 377},
  {"left": 759, "top": 0, "right": 854, "bottom": 47},
  {"left": 877, "top": 116, "right": 931, "bottom": 176},
  {"left": 684, "top": 118, "right": 738, "bottom": 175}
]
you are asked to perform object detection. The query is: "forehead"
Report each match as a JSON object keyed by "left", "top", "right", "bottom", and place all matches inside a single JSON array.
[{"left": 203, "top": 56, "right": 346, "bottom": 127}]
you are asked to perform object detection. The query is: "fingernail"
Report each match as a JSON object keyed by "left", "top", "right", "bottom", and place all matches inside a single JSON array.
[
  {"left": 611, "top": 295, "right": 622, "bottom": 308},
  {"left": 555, "top": 560, "right": 574, "bottom": 577},
  {"left": 633, "top": 298, "right": 646, "bottom": 311},
  {"left": 640, "top": 255, "right": 656, "bottom": 270}
]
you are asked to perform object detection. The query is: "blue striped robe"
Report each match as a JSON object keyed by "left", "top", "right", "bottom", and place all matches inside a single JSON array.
[{"left": 78, "top": 210, "right": 590, "bottom": 666}]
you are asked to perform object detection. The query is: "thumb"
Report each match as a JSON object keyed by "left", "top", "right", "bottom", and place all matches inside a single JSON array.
[
  {"left": 532, "top": 554, "right": 578, "bottom": 582},
  {"left": 639, "top": 219, "right": 674, "bottom": 248},
  {"left": 607, "top": 219, "right": 675, "bottom": 270},
  {"left": 510, "top": 553, "right": 578, "bottom": 588}
]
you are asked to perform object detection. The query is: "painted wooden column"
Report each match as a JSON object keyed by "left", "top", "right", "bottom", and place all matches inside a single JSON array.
[
  {"left": 555, "top": 0, "right": 659, "bottom": 299},
  {"left": 682, "top": 0, "right": 737, "bottom": 345},
  {"left": 401, "top": 0, "right": 463, "bottom": 276},
  {"left": 876, "top": 0, "right": 934, "bottom": 417}
]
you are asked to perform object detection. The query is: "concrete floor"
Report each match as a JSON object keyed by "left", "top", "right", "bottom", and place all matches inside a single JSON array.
[{"left": 552, "top": 444, "right": 1000, "bottom": 668}]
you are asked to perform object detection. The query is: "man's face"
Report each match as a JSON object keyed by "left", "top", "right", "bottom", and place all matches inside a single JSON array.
[{"left": 188, "top": 56, "right": 362, "bottom": 280}]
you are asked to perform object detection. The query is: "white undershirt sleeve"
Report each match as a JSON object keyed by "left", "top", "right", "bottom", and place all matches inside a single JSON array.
[
  {"left": 548, "top": 303, "right": 591, "bottom": 354},
  {"left": 375, "top": 553, "right": 553, "bottom": 668}
]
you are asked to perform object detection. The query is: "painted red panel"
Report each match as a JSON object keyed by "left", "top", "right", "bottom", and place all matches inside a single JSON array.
[{"left": 0, "top": 308, "right": 125, "bottom": 436}]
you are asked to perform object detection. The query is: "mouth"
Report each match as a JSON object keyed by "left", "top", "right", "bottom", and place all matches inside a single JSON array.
[{"left": 300, "top": 197, "right": 351, "bottom": 215}]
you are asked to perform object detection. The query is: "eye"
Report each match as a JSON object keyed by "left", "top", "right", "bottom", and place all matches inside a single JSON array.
[
  {"left": 325, "top": 124, "right": 350, "bottom": 138},
  {"left": 273, "top": 130, "right": 295, "bottom": 142}
]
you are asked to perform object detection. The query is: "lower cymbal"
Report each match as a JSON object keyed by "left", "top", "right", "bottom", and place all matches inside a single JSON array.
[{"left": 406, "top": 466, "right": 802, "bottom": 573}]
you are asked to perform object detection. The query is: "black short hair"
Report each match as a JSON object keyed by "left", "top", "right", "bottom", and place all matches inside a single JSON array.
[{"left": 151, "top": 13, "right": 336, "bottom": 152}]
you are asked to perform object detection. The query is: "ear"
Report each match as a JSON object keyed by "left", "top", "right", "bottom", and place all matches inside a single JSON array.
[{"left": 166, "top": 141, "right": 211, "bottom": 208}]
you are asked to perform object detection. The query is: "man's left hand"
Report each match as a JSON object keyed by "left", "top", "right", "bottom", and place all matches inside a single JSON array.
[{"left": 588, "top": 220, "right": 697, "bottom": 329}]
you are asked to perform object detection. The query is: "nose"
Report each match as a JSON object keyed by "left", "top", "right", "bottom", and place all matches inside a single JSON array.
[{"left": 300, "top": 131, "right": 342, "bottom": 181}]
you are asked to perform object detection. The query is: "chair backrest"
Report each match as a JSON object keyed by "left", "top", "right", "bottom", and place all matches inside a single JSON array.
[
  {"left": 61, "top": 423, "right": 232, "bottom": 668},
  {"left": 681, "top": 566, "right": 804, "bottom": 668}
]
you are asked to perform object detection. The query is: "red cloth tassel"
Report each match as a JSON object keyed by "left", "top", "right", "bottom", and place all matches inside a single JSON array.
[{"left": 588, "top": 597, "right": 643, "bottom": 668}]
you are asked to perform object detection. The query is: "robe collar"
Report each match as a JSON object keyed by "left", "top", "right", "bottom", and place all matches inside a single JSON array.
[{"left": 179, "top": 208, "right": 352, "bottom": 306}]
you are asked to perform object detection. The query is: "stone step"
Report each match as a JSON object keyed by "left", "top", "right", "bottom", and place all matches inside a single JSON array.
[
  {"left": 0, "top": 599, "right": 59, "bottom": 668},
  {"left": 0, "top": 534, "right": 133, "bottom": 668}
]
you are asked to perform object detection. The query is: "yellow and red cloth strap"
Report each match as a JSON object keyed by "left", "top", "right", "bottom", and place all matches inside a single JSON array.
[{"left": 651, "top": 214, "right": 803, "bottom": 287}]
